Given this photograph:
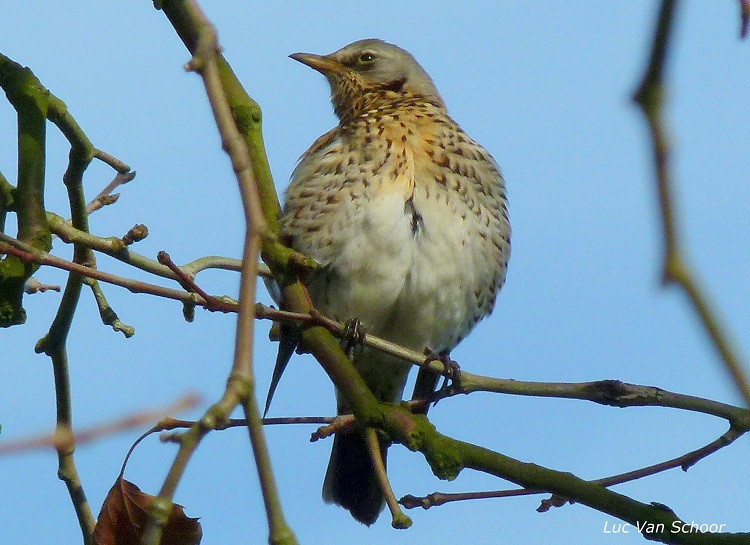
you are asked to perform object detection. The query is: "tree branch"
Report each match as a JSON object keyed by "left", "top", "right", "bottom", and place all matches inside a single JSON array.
[
  {"left": 0, "top": 394, "right": 200, "bottom": 455},
  {"left": 5, "top": 236, "right": 749, "bottom": 432},
  {"left": 1, "top": 49, "right": 136, "bottom": 544},
  {"left": 0, "top": 233, "right": 205, "bottom": 306},
  {"left": 403, "top": 424, "right": 743, "bottom": 512},
  {"left": 383, "top": 406, "right": 750, "bottom": 543},
  {"left": 0, "top": 52, "right": 51, "bottom": 326},
  {"left": 633, "top": 0, "right": 750, "bottom": 407},
  {"left": 146, "top": 3, "right": 296, "bottom": 545}
]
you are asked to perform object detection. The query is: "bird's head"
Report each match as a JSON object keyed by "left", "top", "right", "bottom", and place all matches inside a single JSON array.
[{"left": 290, "top": 39, "right": 445, "bottom": 122}]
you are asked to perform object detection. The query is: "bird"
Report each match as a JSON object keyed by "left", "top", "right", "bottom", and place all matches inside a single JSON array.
[{"left": 273, "top": 38, "right": 511, "bottom": 525}]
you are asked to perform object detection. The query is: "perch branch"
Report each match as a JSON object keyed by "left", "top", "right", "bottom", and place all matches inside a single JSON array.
[{"left": 3, "top": 238, "right": 748, "bottom": 432}]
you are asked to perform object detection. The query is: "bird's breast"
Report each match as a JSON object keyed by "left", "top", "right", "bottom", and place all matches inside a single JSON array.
[{"left": 281, "top": 108, "right": 509, "bottom": 351}]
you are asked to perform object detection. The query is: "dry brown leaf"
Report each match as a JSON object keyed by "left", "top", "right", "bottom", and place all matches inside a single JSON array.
[{"left": 92, "top": 477, "right": 202, "bottom": 545}]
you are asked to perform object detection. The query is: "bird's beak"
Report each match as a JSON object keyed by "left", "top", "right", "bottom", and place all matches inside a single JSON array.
[{"left": 289, "top": 52, "right": 345, "bottom": 75}]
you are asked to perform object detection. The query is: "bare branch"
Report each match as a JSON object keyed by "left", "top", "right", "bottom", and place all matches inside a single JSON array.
[
  {"left": 146, "top": 2, "right": 294, "bottom": 545},
  {"left": 633, "top": 0, "right": 750, "bottom": 407},
  {"left": 84, "top": 170, "right": 135, "bottom": 216},
  {"left": 23, "top": 277, "right": 61, "bottom": 293},
  {"left": 403, "top": 426, "right": 743, "bottom": 513},
  {"left": 92, "top": 149, "right": 131, "bottom": 174},
  {"left": 158, "top": 250, "right": 236, "bottom": 312},
  {"left": 1, "top": 232, "right": 205, "bottom": 306},
  {"left": 365, "top": 428, "right": 412, "bottom": 529},
  {"left": 0, "top": 394, "right": 201, "bottom": 455},
  {"left": 83, "top": 275, "right": 136, "bottom": 337}
]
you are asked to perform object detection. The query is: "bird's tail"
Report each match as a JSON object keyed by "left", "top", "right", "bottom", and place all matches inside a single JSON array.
[{"left": 322, "top": 431, "right": 385, "bottom": 525}]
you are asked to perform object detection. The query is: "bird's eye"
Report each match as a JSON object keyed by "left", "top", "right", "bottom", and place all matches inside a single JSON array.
[{"left": 358, "top": 52, "right": 376, "bottom": 63}]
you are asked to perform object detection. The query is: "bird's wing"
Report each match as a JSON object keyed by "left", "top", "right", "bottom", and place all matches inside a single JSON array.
[{"left": 264, "top": 128, "right": 341, "bottom": 416}]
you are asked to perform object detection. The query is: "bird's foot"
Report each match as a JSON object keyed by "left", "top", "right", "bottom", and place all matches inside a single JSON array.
[
  {"left": 341, "top": 318, "right": 367, "bottom": 359},
  {"left": 417, "top": 349, "right": 462, "bottom": 407}
]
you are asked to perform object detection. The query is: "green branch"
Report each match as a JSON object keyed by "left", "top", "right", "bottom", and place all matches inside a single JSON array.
[
  {"left": 0, "top": 52, "right": 51, "bottom": 326},
  {"left": 150, "top": 3, "right": 298, "bottom": 545},
  {"left": 34, "top": 85, "right": 100, "bottom": 545},
  {"left": 383, "top": 407, "right": 750, "bottom": 544},
  {"left": 0, "top": 169, "right": 12, "bottom": 232},
  {"left": 0, "top": 48, "right": 137, "bottom": 542}
]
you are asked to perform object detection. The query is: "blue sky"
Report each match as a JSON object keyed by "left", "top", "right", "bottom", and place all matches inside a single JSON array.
[{"left": 2, "top": 2, "right": 749, "bottom": 544}]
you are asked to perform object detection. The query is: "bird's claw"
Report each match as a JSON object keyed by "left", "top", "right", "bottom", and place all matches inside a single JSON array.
[
  {"left": 342, "top": 318, "right": 367, "bottom": 359},
  {"left": 421, "top": 349, "right": 461, "bottom": 405}
]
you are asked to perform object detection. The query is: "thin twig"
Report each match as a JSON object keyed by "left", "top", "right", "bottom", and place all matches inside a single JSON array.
[
  {"left": 253, "top": 303, "right": 750, "bottom": 428},
  {"left": 23, "top": 277, "right": 61, "bottom": 293},
  {"left": 309, "top": 415, "right": 357, "bottom": 442},
  {"left": 82, "top": 275, "right": 136, "bottom": 337},
  {"left": 158, "top": 250, "right": 236, "bottom": 312},
  {"left": 365, "top": 428, "right": 412, "bottom": 529},
  {"left": 1, "top": 233, "right": 205, "bottom": 306},
  {"left": 456, "top": 377, "right": 750, "bottom": 426},
  {"left": 153, "top": 416, "right": 336, "bottom": 431},
  {"left": 411, "top": 425, "right": 743, "bottom": 512},
  {"left": 42, "top": 165, "right": 95, "bottom": 543},
  {"left": 93, "top": 149, "right": 131, "bottom": 174},
  {"left": 48, "top": 211, "right": 250, "bottom": 281},
  {"left": 0, "top": 394, "right": 201, "bottom": 455},
  {"left": 633, "top": 0, "right": 750, "bottom": 408},
  {"left": 85, "top": 170, "right": 135, "bottom": 215}
]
